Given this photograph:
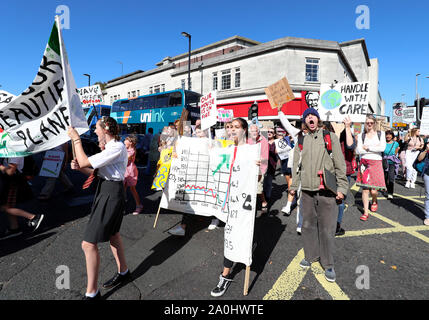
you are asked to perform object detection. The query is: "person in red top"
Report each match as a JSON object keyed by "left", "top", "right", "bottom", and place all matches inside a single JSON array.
[{"left": 247, "top": 123, "right": 269, "bottom": 214}]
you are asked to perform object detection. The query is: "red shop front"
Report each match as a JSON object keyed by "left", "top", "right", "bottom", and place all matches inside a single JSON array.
[{"left": 216, "top": 91, "right": 313, "bottom": 120}]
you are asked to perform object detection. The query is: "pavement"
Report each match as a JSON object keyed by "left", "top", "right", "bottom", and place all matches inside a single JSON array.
[{"left": 1, "top": 163, "right": 429, "bottom": 301}]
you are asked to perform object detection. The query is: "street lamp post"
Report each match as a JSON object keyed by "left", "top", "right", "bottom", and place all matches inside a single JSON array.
[
  {"left": 416, "top": 73, "right": 421, "bottom": 122},
  {"left": 181, "top": 32, "right": 191, "bottom": 90},
  {"left": 83, "top": 73, "right": 91, "bottom": 87}
]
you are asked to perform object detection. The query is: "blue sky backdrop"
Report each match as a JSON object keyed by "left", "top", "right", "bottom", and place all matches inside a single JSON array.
[{"left": 1, "top": 0, "right": 428, "bottom": 120}]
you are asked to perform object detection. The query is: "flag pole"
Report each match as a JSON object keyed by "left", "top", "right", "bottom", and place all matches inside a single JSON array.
[{"left": 244, "top": 266, "right": 251, "bottom": 295}]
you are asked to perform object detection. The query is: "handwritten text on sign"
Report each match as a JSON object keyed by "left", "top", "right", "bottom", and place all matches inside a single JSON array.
[
  {"left": 264, "top": 77, "right": 295, "bottom": 109},
  {"left": 200, "top": 91, "right": 218, "bottom": 130},
  {"left": 160, "top": 137, "right": 259, "bottom": 266},
  {"left": 318, "top": 81, "right": 370, "bottom": 123}
]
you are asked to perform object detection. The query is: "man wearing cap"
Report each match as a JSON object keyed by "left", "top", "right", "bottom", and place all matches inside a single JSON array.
[{"left": 289, "top": 108, "right": 348, "bottom": 282}]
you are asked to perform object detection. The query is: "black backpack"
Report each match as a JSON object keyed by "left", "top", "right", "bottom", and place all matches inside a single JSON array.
[{"left": 22, "top": 155, "right": 39, "bottom": 180}]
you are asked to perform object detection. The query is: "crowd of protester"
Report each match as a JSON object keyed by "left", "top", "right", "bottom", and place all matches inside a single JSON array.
[{"left": 2, "top": 109, "right": 429, "bottom": 300}]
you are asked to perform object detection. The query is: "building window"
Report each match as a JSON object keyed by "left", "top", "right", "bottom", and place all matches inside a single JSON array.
[
  {"left": 127, "top": 92, "right": 130, "bottom": 99},
  {"left": 305, "top": 58, "right": 319, "bottom": 82},
  {"left": 132, "top": 90, "right": 136, "bottom": 98},
  {"left": 154, "top": 85, "right": 160, "bottom": 93},
  {"left": 110, "top": 96, "right": 113, "bottom": 104},
  {"left": 213, "top": 72, "right": 218, "bottom": 90},
  {"left": 161, "top": 84, "right": 165, "bottom": 92},
  {"left": 137, "top": 90, "right": 140, "bottom": 96},
  {"left": 235, "top": 67, "right": 240, "bottom": 88},
  {"left": 181, "top": 79, "right": 186, "bottom": 90},
  {"left": 221, "top": 69, "right": 231, "bottom": 90},
  {"left": 149, "top": 87, "right": 153, "bottom": 94}
]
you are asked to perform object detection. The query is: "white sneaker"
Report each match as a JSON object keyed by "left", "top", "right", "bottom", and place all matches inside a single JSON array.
[
  {"left": 387, "top": 194, "right": 393, "bottom": 200},
  {"left": 282, "top": 205, "right": 291, "bottom": 216},
  {"left": 168, "top": 225, "right": 185, "bottom": 236},
  {"left": 296, "top": 227, "right": 302, "bottom": 235},
  {"left": 208, "top": 218, "right": 219, "bottom": 230},
  {"left": 405, "top": 181, "right": 411, "bottom": 188},
  {"left": 424, "top": 219, "right": 429, "bottom": 226},
  {"left": 411, "top": 182, "right": 416, "bottom": 189}
]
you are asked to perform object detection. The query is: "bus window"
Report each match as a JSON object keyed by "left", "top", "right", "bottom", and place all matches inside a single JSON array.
[
  {"left": 111, "top": 101, "right": 121, "bottom": 113},
  {"left": 155, "top": 94, "right": 169, "bottom": 108},
  {"left": 143, "top": 96, "right": 155, "bottom": 109},
  {"left": 100, "top": 108, "right": 111, "bottom": 116},
  {"left": 169, "top": 91, "right": 182, "bottom": 106},
  {"left": 133, "top": 97, "right": 145, "bottom": 110}
]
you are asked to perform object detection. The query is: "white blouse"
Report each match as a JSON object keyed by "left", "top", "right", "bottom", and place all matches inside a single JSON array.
[
  {"left": 88, "top": 139, "right": 128, "bottom": 181},
  {"left": 356, "top": 131, "right": 386, "bottom": 161}
]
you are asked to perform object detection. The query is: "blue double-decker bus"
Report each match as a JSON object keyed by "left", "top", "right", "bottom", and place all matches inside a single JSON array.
[
  {"left": 83, "top": 105, "right": 112, "bottom": 129},
  {"left": 110, "top": 89, "right": 201, "bottom": 135}
]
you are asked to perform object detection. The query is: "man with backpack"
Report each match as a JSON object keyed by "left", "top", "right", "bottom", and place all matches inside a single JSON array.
[{"left": 289, "top": 108, "right": 348, "bottom": 282}]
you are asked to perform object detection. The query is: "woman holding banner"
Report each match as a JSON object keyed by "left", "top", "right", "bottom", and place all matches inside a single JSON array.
[
  {"left": 68, "top": 116, "right": 130, "bottom": 300},
  {"left": 211, "top": 117, "right": 260, "bottom": 297}
]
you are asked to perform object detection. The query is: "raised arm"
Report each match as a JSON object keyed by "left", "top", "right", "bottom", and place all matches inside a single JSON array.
[{"left": 278, "top": 110, "right": 300, "bottom": 143}]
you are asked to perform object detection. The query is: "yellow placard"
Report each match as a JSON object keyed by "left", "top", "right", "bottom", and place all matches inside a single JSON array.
[{"left": 152, "top": 147, "right": 173, "bottom": 190}]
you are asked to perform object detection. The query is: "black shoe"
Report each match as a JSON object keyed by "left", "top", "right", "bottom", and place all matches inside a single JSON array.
[
  {"left": 0, "top": 228, "right": 23, "bottom": 240},
  {"left": 82, "top": 291, "right": 101, "bottom": 300},
  {"left": 102, "top": 270, "right": 131, "bottom": 289},
  {"left": 27, "top": 214, "right": 44, "bottom": 232},
  {"left": 210, "top": 273, "right": 233, "bottom": 297},
  {"left": 335, "top": 224, "right": 345, "bottom": 237}
]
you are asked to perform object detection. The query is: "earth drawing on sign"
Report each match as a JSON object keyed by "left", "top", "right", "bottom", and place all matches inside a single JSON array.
[{"left": 321, "top": 90, "right": 342, "bottom": 110}]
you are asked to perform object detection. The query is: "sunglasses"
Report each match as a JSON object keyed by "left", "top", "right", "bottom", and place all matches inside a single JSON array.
[
  {"left": 365, "top": 122, "right": 374, "bottom": 125},
  {"left": 268, "top": 131, "right": 275, "bottom": 134}
]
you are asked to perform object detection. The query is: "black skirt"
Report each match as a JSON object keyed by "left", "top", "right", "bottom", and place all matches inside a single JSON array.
[{"left": 83, "top": 179, "right": 126, "bottom": 244}]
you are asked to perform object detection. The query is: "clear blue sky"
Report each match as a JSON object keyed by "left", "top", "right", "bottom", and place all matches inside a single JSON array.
[{"left": 1, "top": 0, "right": 428, "bottom": 120}]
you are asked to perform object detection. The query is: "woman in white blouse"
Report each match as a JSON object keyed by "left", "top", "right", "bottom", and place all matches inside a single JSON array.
[
  {"left": 356, "top": 115, "right": 387, "bottom": 221},
  {"left": 68, "top": 116, "right": 130, "bottom": 300}
]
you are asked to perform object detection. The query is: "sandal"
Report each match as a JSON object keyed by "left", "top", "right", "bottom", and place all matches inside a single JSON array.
[
  {"left": 360, "top": 213, "right": 369, "bottom": 221},
  {"left": 261, "top": 203, "right": 268, "bottom": 213},
  {"left": 370, "top": 202, "right": 378, "bottom": 212}
]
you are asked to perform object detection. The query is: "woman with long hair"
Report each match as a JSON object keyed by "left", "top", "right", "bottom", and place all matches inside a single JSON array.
[
  {"left": 383, "top": 130, "right": 400, "bottom": 198},
  {"left": 68, "top": 116, "right": 130, "bottom": 300},
  {"left": 356, "top": 115, "right": 386, "bottom": 221},
  {"left": 405, "top": 128, "right": 424, "bottom": 188}
]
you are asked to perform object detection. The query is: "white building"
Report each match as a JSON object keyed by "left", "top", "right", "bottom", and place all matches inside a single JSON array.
[{"left": 104, "top": 35, "right": 382, "bottom": 120}]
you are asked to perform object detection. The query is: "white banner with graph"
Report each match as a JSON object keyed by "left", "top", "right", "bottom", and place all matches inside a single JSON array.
[{"left": 160, "top": 136, "right": 260, "bottom": 266}]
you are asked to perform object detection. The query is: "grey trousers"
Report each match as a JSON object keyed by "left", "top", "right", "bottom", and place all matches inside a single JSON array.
[{"left": 301, "top": 190, "right": 337, "bottom": 269}]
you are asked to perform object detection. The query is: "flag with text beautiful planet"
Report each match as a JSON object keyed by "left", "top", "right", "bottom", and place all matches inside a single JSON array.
[{"left": 0, "top": 16, "right": 88, "bottom": 157}]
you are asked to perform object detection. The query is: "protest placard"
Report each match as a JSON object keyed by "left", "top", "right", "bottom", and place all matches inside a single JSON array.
[
  {"left": 420, "top": 107, "right": 429, "bottom": 135},
  {"left": 78, "top": 85, "right": 104, "bottom": 107},
  {"left": 274, "top": 138, "right": 292, "bottom": 160},
  {"left": 152, "top": 147, "right": 173, "bottom": 191},
  {"left": 264, "top": 77, "right": 295, "bottom": 109},
  {"left": 39, "top": 150, "right": 65, "bottom": 178},
  {"left": 318, "top": 81, "right": 370, "bottom": 123},
  {"left": 217, "top": 108, "right": 233, "bottom": 123},
  {"left": 402, "top": 107, "right": 416, "bottom": 123},
  {"left": 200, "top": 91, "right": 218, "bottom": 130},
  {"left": 0, "top": 17, "right": 88, "bottom": 157},
  {"left": 160, "top": 136, "right": 259, "bottom": 267}
]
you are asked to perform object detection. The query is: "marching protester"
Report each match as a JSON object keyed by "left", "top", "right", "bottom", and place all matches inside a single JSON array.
[
  {"left": 417, "top": 144, "right": 429, "bottom": 226},
  {"left": 124, "top": 135, "right": 143, "bottom": 215},
  {"left": 277, "top": 109, "right": 303, "bottom": 234},
  {"left": 0, "top": 157, "right": 45, "bottom": 239},
  {"left": 336, "top": 116, "right": 357, "bottom": 236},
  {"left": 37, "top": 143, "right": 74, "bottom": 201},
  {"left": 263, "top": 127, "right": 278, "bottom": 207},
  {"left": 405, "top": 128, "right": 424, "bottom": 188},
  {"left": 68, "top": 116, "right": 130, "bottom": 300},
  {"left": 356, "top": 115, "right": 386, "bottom": 221},
  {"left": 289, "top": 108, "right": 348, "bottom": 282},
  {"left": 247, "top": 123, "right": 269, "bottom": 214},
  {"left": 398, "top": 133, "right": 408, "bottom": 180},
  {"left": 211, "top": 117, "right": 260, "bottom": 297},
  {"left": 383, "top": 130, "right": 400, "bottom": 199}
]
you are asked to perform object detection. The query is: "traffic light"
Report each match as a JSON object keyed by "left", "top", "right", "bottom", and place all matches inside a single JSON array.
[
  {"left": 248, "top": 101, "right": 258, "bottom": 121},
  {"left": 416, "top": 97, "right": 429, "bottom": 121}
]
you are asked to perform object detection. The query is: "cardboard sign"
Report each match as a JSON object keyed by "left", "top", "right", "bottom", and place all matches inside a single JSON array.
[
  {"left": 318, "top": 81, "right": 370, "bottom": 123},
  {"left": 264, "top": 77, "right": 295, "bottom": 109},
  {"left": 200, "top": 91, "right": 218, "bottom": 130},
  {"left": 39, "top": 150, "right": 65, "bottom": 178}
]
